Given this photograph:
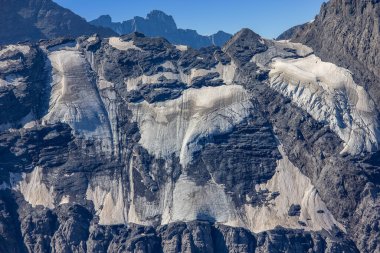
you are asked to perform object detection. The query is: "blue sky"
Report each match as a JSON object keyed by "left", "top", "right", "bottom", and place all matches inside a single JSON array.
[{"left": 54, "top": 0, "right": 326, "bottom": 39}]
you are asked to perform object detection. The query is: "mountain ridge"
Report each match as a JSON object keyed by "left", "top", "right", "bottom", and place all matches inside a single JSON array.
[
  {"left": 90, "top": 10, "right": 232, "bottom": 48},
  {"left": 0, "top": 0, "right": 379, "bottom": 252},
  {"left": 0, "top": 0, "right": 116, "bottom": 45},
  {"left": 0, "top": 28, "right": 377, "bottom": 252}
]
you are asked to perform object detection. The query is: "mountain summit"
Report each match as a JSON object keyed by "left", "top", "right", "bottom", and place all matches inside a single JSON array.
[
  {"left": 0, "top": 0, "right": 116, "bottom": 45},
  {"left": 90, "top": 10, "right": 232, "bottom": 48}
]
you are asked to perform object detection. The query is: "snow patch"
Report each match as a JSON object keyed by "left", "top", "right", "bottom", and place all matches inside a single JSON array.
[
  {"left": 274, "top": 40, "right": 313, "bottom": 57},
  {"left": 166, "top": 175, "right": 241, "bottom": 225},
  {"left": 244, "top": 146, "right": 345, "bottom": 233},
  {"left": 84, "top": 145, "right": 344, "bottom": 235},
  {"left": 59, "top": 195, "right": 70, "bottom": 205},
  {"left": 43, "top": 48, "right": 113, "bottom": 153},
  {"left": 0, "top": 75, "right": 27, "bottom": 87},
  {"left": 129, "top": 85, "right": 252, "bottom": 166},
  {"left": 86, "top": 176, "right": 128, "bottom": 225},
  {"left": 251, "top": 40, "right": 313, "bottom": 69},
  {"left": 87, "top": 36, "right": 98, "bottom": 43},
  {"left": 46, "top": 42, "right": 77, "bottom": 52},
  {"left": 269, "top": 54, "right": 379, "bottom": 155},
  {"left": 175, "top": 45, "right": 188, "bottom": 51},
  {"left": 0, "top": 111, "right": 37, "bottom": 132},
  {"left": 0, "top": 59, "right": 22, "bottom": 70},
  {"left": 160, "top": 61, "right": 176, "bottom": 71},
  {"left": 10, "top": 167, "right": 55, "bottom": 209},
  {"left": 109, "top": 37, "right": 143, "bottom": 51}
]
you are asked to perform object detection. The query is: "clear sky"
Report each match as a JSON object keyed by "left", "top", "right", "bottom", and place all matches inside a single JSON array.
[{"left": 54, "top": 0, "right": 326, "bottom": 39}]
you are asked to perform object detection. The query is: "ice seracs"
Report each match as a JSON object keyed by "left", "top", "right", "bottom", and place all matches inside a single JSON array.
[
  {"left": 269, "top": 54, "right": 379, "bottom": 155},
  {"left": 251, "top": 40, "right": 379, "bottom": 156}
]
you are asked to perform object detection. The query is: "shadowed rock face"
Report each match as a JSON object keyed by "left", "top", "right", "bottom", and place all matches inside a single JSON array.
[
  {"left": 0, "top": 0, "right": 116, "bottom": 45},
  {"left": 0, "top": 15, "right": 378, "bottom": 253},
  {"left": 90, "top": 10, "right": 232, "bottom": 49}
]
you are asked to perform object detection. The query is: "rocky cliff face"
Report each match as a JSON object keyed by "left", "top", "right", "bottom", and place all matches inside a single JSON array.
[
  {"left": 278, "top": 0, "right": 380, "bottom": 113},
  {"left": 0, "top": 0, "right": 116, "bottom": 45},
  {"left": 90, "top": 11, "right": 232, "bottom": 49},
  {"left": 0, "top": 26, "right": 379, "bottom": 252}
]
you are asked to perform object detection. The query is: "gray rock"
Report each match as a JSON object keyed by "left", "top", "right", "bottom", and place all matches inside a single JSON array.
[
  {"left": 0, "top": 7, "right": 378, "bottom": 251},
  {"left": 0, "top": 44, "right": 47, "bottom": 125},
  {"left": 278, "top": 0, "right": 380, "bottom": 112},
  {"left": 223, "top": 28, "right": 268, "bottom": 66},
  {"left": 288, "top": 205, "right": 301, "bottom": 217}
]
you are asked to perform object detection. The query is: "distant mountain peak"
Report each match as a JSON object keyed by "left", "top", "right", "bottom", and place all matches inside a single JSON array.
[
  {"left": 147, "top": 10, "right": 173, "bottom": 19},
  {"left": 223, "top": 28, "right": 267, "bottom": 65},
  {"left": 233, "top": 28, "right": 261, "bottom": 40},
  {"left": 90, "top": 10, "right": 232, "bottom": 48},
  {"left": 97, "top": 15, "right": 113, "bottom": 23},
  {"left": 0, "top": 0, "right": 116, "bottom": 45}
]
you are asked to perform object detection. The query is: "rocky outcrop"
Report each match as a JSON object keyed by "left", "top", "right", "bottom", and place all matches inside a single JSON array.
[
  {"left": 278, "top": 0, "right": 380, "bottom": 112},
  {"left": 0, "top": 25, "right": 378, "bottom": 252},
  {"left": 87, "top": 222, "right": 358, "bottom": 253},
  {"left": 276, "top": 4, "right": 380, "bottom": 250},
  {"left": 0, "top": 44, "right": 47, "bottom": 128},
  {"left": 0, "top": 0, "right": 116, "bottom": 45},
  {"left": 90, "top": 10, "right": 232, "bottom": 49}
]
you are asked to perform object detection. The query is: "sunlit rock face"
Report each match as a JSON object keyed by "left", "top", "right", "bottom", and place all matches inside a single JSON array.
[{"left": 0, "top": 30, "right": 377, "bottom": 252}]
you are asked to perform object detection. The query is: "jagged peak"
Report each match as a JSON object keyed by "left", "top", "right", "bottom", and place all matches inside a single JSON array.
[
  {"left": 227, "top": 28, "right": 261, "bottom": 43},
  {"left": 213, "top": 30, "right": 231, "bottom": 35},
  {"left": 97, "top": 15, "right": 112, "bottom": 22},
  {"left": 222, "top": 28, "right": 267, "bottom": 65},
  {"left": 146, "top": 10, "right": 177, "bottom": 30},
  {"left": 89, "top": 10, "right": 231, "bottom": 48},
  {"left": 223, "top": 28, "right": 262, "bottom": 50},
  {"left": 147, "top": 10, "right": 172, "bottom": 19}
]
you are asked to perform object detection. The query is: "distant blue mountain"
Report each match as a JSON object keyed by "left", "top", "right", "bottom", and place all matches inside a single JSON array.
[
  {"left": 0, "top": 0, "right": 116, "bottom": 45},
  {"left": 90, "top": 10, "right": 232, "bottom": 48}
]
